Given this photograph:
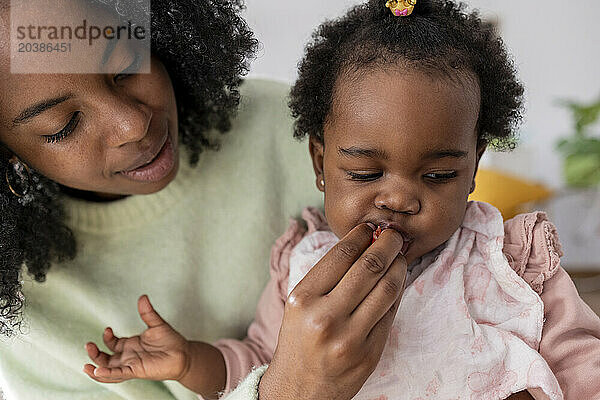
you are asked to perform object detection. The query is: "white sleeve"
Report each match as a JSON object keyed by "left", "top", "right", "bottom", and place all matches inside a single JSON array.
[{"left": 219, "top": 365, "right": 268, "bottom": 400}]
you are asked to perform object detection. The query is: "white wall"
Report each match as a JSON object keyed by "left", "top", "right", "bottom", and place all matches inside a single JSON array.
[{"left": 242, "top": 0, "right": 600, "bottom": 188}]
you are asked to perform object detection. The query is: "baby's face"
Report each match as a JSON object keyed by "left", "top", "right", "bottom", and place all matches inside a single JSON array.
[{"left": 310, "top": 68, "right": 484, "bottom": 264}]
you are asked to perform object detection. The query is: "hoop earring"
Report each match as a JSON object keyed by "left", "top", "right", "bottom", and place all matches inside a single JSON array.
[{"left": 5, "top": 157, "right": 32, "bottom": 198}]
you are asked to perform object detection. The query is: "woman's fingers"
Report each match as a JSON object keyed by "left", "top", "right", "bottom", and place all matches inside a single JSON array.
[
  {"left": 365, "top": 284, "right": 404, "bottom": 353},
  {"left": 294, "top": 223, "right": 373, "bottom": 296},
  {"left": 329, "top": 229, "right": 404, "bottom": 314},
  {"left": 138, "top": 294, "right": 167, "bottom": 328},
  {"left": 350, "top": 253, "right": 407, "bottom": 334}
]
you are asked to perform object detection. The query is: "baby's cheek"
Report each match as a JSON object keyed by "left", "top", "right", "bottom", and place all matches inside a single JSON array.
[
  {"left": 324, "top": 193, "right": 364, "bottom": 239},
  {"left": 424, "top": 205, "right": 465, "bottom": 246}
]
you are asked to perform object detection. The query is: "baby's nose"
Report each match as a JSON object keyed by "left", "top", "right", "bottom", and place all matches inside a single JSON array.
[{"left": 374, "top": 191, "right": 421, "bottom": 215}]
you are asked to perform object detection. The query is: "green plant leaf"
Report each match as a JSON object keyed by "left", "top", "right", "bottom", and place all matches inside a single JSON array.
[
  {"left": 563, "top": 153, "right": 600, "bottom": 187},
  {"left": 555, "top": 96, "right": 600, "bottom": 187},
  {"left": 559, "top": 99, "right": 600, "bottom": 136},
  {"left": 555, "top": 137, "right": 600, "bottom": 156}
]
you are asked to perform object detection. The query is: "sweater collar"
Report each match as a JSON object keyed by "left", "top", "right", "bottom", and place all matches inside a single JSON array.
[{"left": 63, "top": 148, "right": 201, "bottom": 234}]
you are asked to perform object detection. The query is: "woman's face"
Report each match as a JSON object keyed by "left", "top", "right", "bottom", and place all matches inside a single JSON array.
[
  {"left": 0, "top": 5, "right": 179, "bottom": 197},
  {"left": 310, "top": 68, "right": 484, "bottom": 265}
]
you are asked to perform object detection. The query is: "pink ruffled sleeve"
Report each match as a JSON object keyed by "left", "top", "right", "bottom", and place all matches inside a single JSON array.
[
  {"left": 504, "top": 212, "right": 600, "bottom": 399},
  {"left": 213, "top": 207, "right": 327, "bottom": 395}
]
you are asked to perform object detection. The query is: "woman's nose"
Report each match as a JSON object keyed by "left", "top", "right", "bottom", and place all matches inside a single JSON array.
[
  {"left": 103, "top": 98, "right": 152, "bottom": 148},
  {"left": 374, "top": 188, "right": 421, "bottom": 215}
]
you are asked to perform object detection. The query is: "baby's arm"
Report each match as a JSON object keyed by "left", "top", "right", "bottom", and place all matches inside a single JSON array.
[
  {"left": 538, "top": 267, "right": 600, "bottom": 398},
  {"left": 212, "top": 275, "right": 285, "bottom": 393},
  {"left": 84, "top": 295, "right": 226, "bottom": 399},
  {"left": 504, "top": 211, "right": 600, "bottom": 398},
  {"left": 212, "top": 217, "right": 307, "bottom": 392},
  {"left": 84, "top": 219, "right": 306, "bottom": 398}
]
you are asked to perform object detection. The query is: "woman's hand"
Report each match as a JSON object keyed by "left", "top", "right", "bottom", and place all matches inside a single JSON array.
[
  {"left": 83, "top": 295, "right": 190, "bottom": 383},
  {"left": 259, "top": 223, "right": 407, "bottom": 400}
]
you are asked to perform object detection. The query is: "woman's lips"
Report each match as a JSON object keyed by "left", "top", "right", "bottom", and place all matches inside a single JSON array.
[{"left": 119, "top": 133, "right": 175, "bottom": 182}]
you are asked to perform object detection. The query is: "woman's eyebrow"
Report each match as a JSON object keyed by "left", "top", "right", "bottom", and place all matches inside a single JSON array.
[
  {"left": 338, "top": 146, "right": 389, "bottom": 159},
  {"left": 12, "top": 94, "right": 73, "bottom": 126}
]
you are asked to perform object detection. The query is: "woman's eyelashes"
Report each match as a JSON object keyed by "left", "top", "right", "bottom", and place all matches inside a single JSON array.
[
  {"left": 43, "top": 55, "right": 141, "bottom": 144},
  {"left": 43, "top": 111, "right": 81, "bottom": 144},
  {"left": 113, "top": 51, "right": 142, "bottom": 83}
]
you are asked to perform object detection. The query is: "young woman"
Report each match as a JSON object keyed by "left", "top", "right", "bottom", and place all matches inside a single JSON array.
[{"left": 0, "top": 1, "right": 330, "bottom": 399}]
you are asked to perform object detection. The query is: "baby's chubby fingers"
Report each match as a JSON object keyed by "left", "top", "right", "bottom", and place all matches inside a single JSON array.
[
  {"left": 82, "top": 364, "right": 129, "bottom": 383},
  {"left": 83, "top": 363, "right": 106, "bottom": 383},
  {"left": 102, "top": 327, "right": 123, "bottom": 353},
  {"left": 93, "top": 365, "right": 135, "bottom": 381},
  {"left": 85, "top": 342, "right": 112, "bottom": 368},
  {"left": 137, "top": 294, "right": 168, "bottom": 328}
]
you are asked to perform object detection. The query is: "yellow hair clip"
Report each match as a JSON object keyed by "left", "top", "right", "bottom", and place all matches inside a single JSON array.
[{"left": 385, "top": 0, "right": 417, "bottom": 16}]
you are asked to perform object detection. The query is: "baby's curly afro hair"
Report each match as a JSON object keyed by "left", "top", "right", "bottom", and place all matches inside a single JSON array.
[
  {"left": 289, "top": 0, "right": 524, "bottom": 150},
  {"left": 0, "top": 0, "right": 258, "bottom": 336}
]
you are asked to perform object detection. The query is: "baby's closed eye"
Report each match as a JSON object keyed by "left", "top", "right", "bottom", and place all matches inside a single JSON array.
[
  {"left": 344, "top": 170, "right": 458, "bottom": 183},
  {"left": 423, "top": 171, "right": 458, "bottom": 182},
  {"left": 345, "top": 171, "right": 383, "bottom": 181}
]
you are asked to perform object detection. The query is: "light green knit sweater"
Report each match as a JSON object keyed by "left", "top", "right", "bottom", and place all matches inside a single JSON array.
[{"left": 0, "top": 79, "right": 322, "bottom": 400}]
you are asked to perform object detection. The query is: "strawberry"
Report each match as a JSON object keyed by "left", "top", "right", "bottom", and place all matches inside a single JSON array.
[{"left": 372, "top": 226, "right": 382, "bottom": 244}]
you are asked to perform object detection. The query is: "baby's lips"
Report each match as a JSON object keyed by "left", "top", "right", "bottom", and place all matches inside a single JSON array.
[{"left": 371, "top": 224, "right": 409, "bottom": 254}]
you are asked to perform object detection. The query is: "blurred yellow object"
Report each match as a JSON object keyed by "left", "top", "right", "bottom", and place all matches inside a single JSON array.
[{"left": 468, "top": 169, "right": 554, "bottom": 220}]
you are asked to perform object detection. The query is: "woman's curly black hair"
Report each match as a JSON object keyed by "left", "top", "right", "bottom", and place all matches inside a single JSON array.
[
  {"left": 289, "top": 0, "right": 524, "bottom": 149},
  {"left": 0, "top": 0, "right": 258, "bottom": 336}
]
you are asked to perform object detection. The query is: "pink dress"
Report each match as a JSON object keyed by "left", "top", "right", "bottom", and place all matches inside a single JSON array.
[{"left": 214, "top": 202, "right": 600, "bottom": 399}]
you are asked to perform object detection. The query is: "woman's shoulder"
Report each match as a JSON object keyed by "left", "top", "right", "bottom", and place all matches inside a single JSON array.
[
  {"left": 237, "top": 78, "right": 290, "bottom": 117},
  {"left": 239, "top": 78, "right": 290, "bottom": 99},
  {"left": 224, "top": 78, "right": 293, "bottom": 143},
  {"left": 502, "top": 211, "right": 564, "bottom": 295},
  {"left": 210, "top": 78, "right": 322, "bottom": 224}
]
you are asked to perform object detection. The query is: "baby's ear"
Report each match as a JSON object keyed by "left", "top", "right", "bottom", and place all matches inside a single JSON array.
[{"left": 308, "top": 136, "right": 325, "bottom": 192}]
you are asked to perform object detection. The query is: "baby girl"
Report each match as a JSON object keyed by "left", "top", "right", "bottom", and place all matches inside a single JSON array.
[{"left": 83, "top": 1, "right": 600, "bottom": 399}]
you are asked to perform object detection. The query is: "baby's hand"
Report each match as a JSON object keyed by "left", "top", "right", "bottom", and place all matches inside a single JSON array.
[{"left": 83, "top": 295, "right": 190, "bottom": 383}]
